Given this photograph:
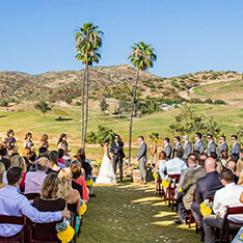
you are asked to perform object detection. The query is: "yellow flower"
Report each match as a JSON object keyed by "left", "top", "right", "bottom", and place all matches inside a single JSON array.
[
  {"left": 178, "top": 187, "right": 183, "bottom": 193},
  {"left": 162, "top": 180, "right": 170, "bottom": 189},
  {"left": 79, "top": 202, "right": 87, "bottom": 216},
  {"left": 153, "top": 172, "right": 158, "bottom": 179},
  {"left": 200, "top": 202, "right": 212, "bottom": 217},
  {"left": 57, "top": 224, "right": 75, "bottom": 243},
  {"left": 86, "top": 179, "right": 93, "bottom": 187}
]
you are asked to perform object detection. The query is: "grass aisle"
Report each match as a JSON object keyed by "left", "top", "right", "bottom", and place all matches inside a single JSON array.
[{"left": 80, "top": 183, "right": 199, "bottom": 243}]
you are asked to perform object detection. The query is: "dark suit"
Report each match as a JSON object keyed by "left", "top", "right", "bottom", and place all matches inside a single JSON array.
[
  {"left": 183, "top": 141, "right": 193, "bottom": 161},
  {"left": 191, "top": 172, "right": 223, "bottom": 226},
  {"left": 110, "top": 140, "right": 125, "bottom": 180},
  {"left": 219, "top": 142, "right": 228, "bottom": 154},
  {"left": 137, "top": 142, "right": 147, "bottom": 182},
  {"left": 231, "top": 142, "right": 241, "bottom": 157}
]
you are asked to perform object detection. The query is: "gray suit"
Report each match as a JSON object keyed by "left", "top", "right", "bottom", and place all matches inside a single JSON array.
[
  {"left": 164, "top": 144, "right": 172, "bottom": 160},
  {"left": 173, "top": 143, "right": 183, "bottom": 158},
  {"left": 137, "top": 142, "right": 147, "bottom": 182},
  {"left": 231, "top": 142, "right": 241, "bottom": 156},
  {"left": 219, "top": 142, "right": 228, "bottom": 153},
  {"left": 183, "top": 141, "right": 193, "bottom": 160},
  {"left": 206, "top": 141, "right": 217, "bottom": 156},
  {"left": 194, "top": 140, "right": 204, "bottom": 154}
]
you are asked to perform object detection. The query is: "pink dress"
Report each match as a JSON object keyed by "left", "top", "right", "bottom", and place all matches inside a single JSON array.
[{"left": 75, "top": 176, "right": 89, "bottom": 201}]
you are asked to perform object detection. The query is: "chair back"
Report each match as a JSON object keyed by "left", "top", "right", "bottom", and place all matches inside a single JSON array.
[
  {"left": 0, "top": 215, "right": 24, "bottom": 225},
  {"left": 23, "top": 193, "right": 40, "bottom": 201},
  {"left": 168, "top": 174, "right": 181, "bottom": 183}
]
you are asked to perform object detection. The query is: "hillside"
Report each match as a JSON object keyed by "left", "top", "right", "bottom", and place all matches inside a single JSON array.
[{"left": 0, "top": 66, "right": 242, "bottom": 104}]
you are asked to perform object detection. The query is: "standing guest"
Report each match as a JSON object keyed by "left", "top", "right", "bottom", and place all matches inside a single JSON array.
[
  {"left": 182, "top": 135, "right": 193, "bottom": 161},
  {"left": 194, "top": 132, "right": 204, "bottom": 154},
  {"left": 163, "top": 137, "right": 172, "bottom": 160},
  {"left": 173, "top": 136, "right": 183, "bottom": 158},
  {"left": 58, "top": 168, "right": 81, "bottom": 214},
  {"left": 159, "top": 150, "right": 187, "bottom": 179},
  {"left": 110, "top": 134, "right": 125, "bottom": 182},
  {"left": 191, "top": 157, "right": 223, "bottom": 228},
  {"left": 3, "top": 129, "right": 17, "bottom": 149},
  {"left": 0, "top": 147, "right": 11, "bottom": 170},
  {"left": 57, "top": 148, "right": 65, "bottom": 168},
  {"left": 231, "top": 135, "right": 241, "bottom": 161},
  {"left": 22, "top": 147, "right": 34, "bottom": 170},
  {"left": 24, "top": 157, "right": 49, "bottom": 193},
  {"left": 206, "top": 134, "right": 217, "bottom": 156},
  {"left": 0, "top": 167, "right": 63, "bottom": 238},
  {"left": 0, "top": 163, "right": 5, "bottom": 188},
  {"left": 40, "top": 134, "right": 49, "bottom": 150},
  {"left": 203, "top": 169, "right": 243, "bottom": 243},
  {"left": 219, "top": 135, "right": 228, "bottom": 157},
  {"left": 23, "top": 132, "right": 34, "bottom": 150},
  {"left": 136, "top": 136, "right": 148, "bottom": 184},
  {"left": 57, "top": 133, "right": 68, "bottom": 153}
]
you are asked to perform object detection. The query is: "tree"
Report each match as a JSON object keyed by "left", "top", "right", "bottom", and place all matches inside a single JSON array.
[
  {"left": 75, "top": 22, "right": 103, "bottom": 148},
  {"left": 34, "top": 101, "right": 51, "bottom": 117},
  {"left": 128, "top": 42, "right": 157, "bottom": 164},
  {"left": 99, "top": 98, "right": 109, "bottom": 113}
]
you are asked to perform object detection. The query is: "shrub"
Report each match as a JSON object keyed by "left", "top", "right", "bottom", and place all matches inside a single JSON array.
[
  {"left": 214, "top": 99, "right": 226, "bottom": 105},
  {"left": 190, "top": 98, "right": 204, "bottom": 104},
  {"left": 204, "top": 99, "right": 213, "bottom": 104},
  {"left": 0, "top": 100, "right": 8, "bottom": 107}
]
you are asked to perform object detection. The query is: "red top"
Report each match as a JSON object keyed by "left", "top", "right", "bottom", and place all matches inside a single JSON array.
[{"left": 75, "top": 176, "right": 89, "bottom": 201}]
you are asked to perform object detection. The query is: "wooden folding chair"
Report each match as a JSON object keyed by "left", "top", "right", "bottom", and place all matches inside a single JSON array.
[
  {"left": 166, "top": 174, "right": 180, "bottom": 209},
  {"left": 0, "top": 215, "right": 25, "bottom": 243}
]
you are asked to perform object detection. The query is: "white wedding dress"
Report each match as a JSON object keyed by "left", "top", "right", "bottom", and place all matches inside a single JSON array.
[{"left": 96, "top": 145, "right": 117, "bottom": 184}]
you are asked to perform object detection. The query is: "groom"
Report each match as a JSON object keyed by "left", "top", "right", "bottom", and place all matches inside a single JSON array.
[{"left": 110, "top": 135, "right": 125, "bottom": 182}]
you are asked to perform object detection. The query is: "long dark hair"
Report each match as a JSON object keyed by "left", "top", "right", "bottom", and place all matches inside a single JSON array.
[
  {"left": 57, "top": 134, "right": 67, "bottom": 145},
  {"left": 76, "top": 148, "right": 86, "bottom": 163}
]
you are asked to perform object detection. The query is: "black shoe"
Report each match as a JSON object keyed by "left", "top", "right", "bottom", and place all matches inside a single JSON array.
[
  {"left": 89, "top": 194, "right": 96, "bottom": 197},
  {"left": 174, "top": 218, "right": 185, "bottom": 224}
]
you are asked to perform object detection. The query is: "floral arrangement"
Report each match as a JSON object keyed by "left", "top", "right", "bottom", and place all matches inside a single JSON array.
[{"left": 200, "top": 200, "right": 212, "bottom": 217}]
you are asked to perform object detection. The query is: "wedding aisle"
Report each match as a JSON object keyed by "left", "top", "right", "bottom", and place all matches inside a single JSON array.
[{"left": 80, "top": 182, "right": 199, "bottom": 243}]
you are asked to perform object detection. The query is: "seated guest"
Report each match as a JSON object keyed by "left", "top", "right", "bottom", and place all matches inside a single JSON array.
[
  {"left": 33, "top": 173, "right": 65, "bottom": 211},
  {"left": 31, "top": 173, "right": 66, "bottom": 241},
  {"left": 0, "top": 167, "right": 63, "bottom": 237},
  {"left": 47, "top": 151, "right": 61, "bottom": 174},
  {"left": 70, "top": 161, "right": 83, "bottom": 198},
  {"left": 159, "top": 149, "right": 187, "bottom": 179},
  {"left": 157, "top": 151, "right": 167, "bottom": 177},
  {"left": 58, "top": 168, "right": 81, "bottom": 214},
  {"left": 191, "top": 157, "right": 223, "bottom": 228},
  {"left": 236, "top": 149, "right": 243, "bottom": 177},
  {"left": 39, "top": 146, "right": 48, "bottom": 156},
  {"left": 226, "top": 160, "right": 238, "bottom": 183},
  {"left": 25, "top": 157, "right": 49, "bottom": 193},
  {"left": 219, "top": 150, "right": 228, "bottom": 166},
  {"left": 57, "top": 148, "right": 65, "bottom": 168},
  {"left": 203, "top": 169, "right": 243, "bottom": 243},
  {"left": 0, "top": 147, "right": 11, "bottom": 171},
  {"left": 0, "top": 163, "right": 5, "bottom": 188},
  {"left": 23, "top": 147, "right": 34, "bottom": 170},
  {"left": 175, "top": 153, "right": 198, "bottom": 224}
]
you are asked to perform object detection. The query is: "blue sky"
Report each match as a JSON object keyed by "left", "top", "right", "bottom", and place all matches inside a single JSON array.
[{"left": 0, "top": 0, "right": 243, "bottom": 77}]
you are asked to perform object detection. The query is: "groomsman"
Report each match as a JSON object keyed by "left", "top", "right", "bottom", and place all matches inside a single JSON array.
[
  {"left": 182, "top": 135, "right": 193, "bottom": 161},
  {"left": 194, "top": 132, "right": 204, "bottom": 154},
  {"left": 173, "top": 136, "right": 183, "bottom": 158},
  {"left": 230, "top": 135, "right": 241, "bottom": 160},
  {"left": 206, "top": 134, "right": 217, "bottom": 156},
  {"left": 136, "top": 136, "right": 148, "bottom": 184},
  {"left": 219, "top": 135, "right": 228, "bottom": 155},
  {"left": 163, "top": 137, "right": 172, "bottom": 160}
]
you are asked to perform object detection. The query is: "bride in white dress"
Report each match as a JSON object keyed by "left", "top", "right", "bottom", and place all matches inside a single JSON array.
[{"left": 96, "top": 140, "right": 117, "bottom": 184}]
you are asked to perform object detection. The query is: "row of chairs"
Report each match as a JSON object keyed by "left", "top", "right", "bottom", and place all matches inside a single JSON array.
[
  {"left": 0, "top": 193, "right": 81, "bottom": 243},
  {"left": 155, "top": 174, "right": 243, "bottom": 242}
]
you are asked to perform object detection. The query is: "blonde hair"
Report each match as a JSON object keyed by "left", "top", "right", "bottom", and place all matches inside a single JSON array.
[
  {"left": 41, "top": 134, "right": 49, "bottom": 142},
  {"left": 11, "top": 156, "right": 26, "bottom": 172},
  {"left": 41, "top": 174, "right": 60, "bottom": 199},
  {"left": 58, "top": 167, "right": 72, "bottom": 201},
  {"left": 0, "top": 163, "right": 5, "bottom": 186}
]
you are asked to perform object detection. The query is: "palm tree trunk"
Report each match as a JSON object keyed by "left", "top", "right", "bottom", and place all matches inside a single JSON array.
[
  {"left": 81, "top": 66, "right": 86, "bottom": 147},
  {"left": 128, "top": 68, "right": 139, "bottom": 165},
  {"left": 83, "top": 63, "right": 89, "bottom": 149}
]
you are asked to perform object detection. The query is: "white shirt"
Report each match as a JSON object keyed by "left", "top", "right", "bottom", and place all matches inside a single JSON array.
[
  {"left": 159, "top": 157, "right": 187, "bottom": 179},
  {"left": 213, "top": 183, "right": 243, "bottom": 221}
]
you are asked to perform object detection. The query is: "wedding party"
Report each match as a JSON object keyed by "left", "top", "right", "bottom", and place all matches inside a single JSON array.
[{"left": 1, "top": 0, "right": 243, "bottom": 242}]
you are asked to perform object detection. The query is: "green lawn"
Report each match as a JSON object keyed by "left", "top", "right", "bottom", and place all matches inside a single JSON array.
[{"left": 80, "top": 182, "right": 199, "bottom": 243}]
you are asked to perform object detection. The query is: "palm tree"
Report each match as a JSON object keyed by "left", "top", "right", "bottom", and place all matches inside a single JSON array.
[
  {"left": 128, "top": 42, "right": 157, "bottom": 164},
  {"left": 75, "top": 22, "right": 103, "bottom": 148}
]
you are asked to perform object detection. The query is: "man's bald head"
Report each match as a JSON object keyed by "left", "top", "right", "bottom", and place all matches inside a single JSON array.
[{"left": 205, "top": 157, "right": 216, "bottom": 173}]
